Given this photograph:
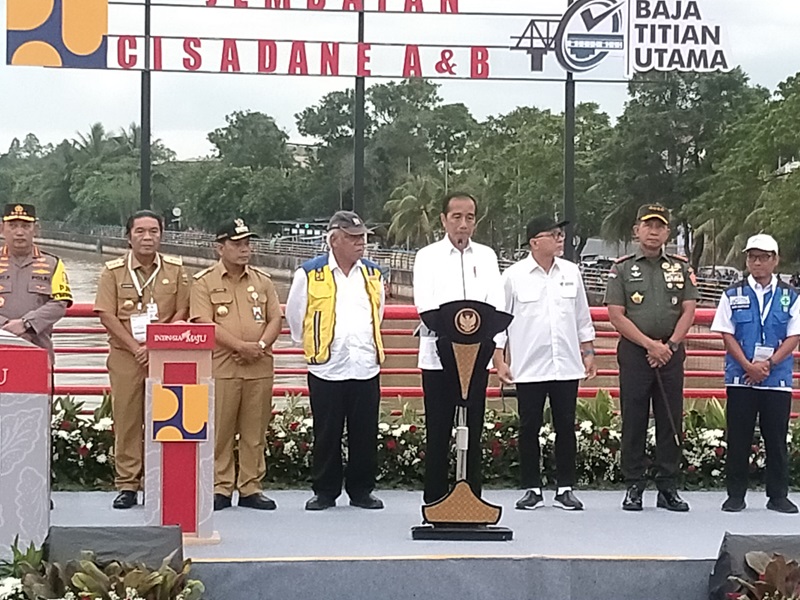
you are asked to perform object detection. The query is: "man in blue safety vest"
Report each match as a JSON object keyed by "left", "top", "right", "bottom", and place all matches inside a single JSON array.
[{"left": 711, "top": 234, "right": 800, "bottom": 514}]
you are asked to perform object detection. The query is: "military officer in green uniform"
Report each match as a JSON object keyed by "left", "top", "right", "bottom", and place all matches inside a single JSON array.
[{"left": 604, "top": 204, "right": 698, "bottom": 512}]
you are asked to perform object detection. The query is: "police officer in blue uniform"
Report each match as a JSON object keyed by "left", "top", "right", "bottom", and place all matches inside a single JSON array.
[{"left": 711, "top": 234, "right": 800, "bottom": 514}]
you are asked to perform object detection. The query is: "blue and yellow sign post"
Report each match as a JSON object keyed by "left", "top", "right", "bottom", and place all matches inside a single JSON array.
[{"left": 145, "top": 323, "right": 217, "bottom": 543}]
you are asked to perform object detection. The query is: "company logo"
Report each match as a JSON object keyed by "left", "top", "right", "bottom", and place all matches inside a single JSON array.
[
  {"left": 153, "top": 330, "right": 209, "bottom": 346},
  {"left": 556, "top": 0, "right": 625, "bottom": 73},
  {"left": 152, "top": 384, "right": 209, "bottom": 442},
  {"left": 6, "top": 0, "right": 108, "bottom": 68}
]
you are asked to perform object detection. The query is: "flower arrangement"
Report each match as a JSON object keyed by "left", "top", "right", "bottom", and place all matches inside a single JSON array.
[{"left": 51, "top": 391, "right": 786, "bottom": 491}]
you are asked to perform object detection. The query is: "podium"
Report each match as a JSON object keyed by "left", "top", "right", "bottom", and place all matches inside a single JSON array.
[
  {"left": 144, "top": 323, "right": 217, "bottom": 544},
  {"left": 0, "top": 335, "right": 51, "bottom": 558},
  {"left": 412, "top": 300, "right": 513, "bottom": 541}
]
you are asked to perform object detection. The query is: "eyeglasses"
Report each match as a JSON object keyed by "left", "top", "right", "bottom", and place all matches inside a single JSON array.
[
  {"left": 534, "top": 230, "right": 565, "bottom": 241},
  {"left": 746, "top": 252, "right": 775, "bottom": 263}
]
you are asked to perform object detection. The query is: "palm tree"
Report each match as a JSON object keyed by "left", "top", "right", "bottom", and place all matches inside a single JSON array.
[
  {"left": 73, "top": 123, "right": 109, "bottom": 161},
  {"left": 384, "top": 175, "right": 442, "bottom": 249}
]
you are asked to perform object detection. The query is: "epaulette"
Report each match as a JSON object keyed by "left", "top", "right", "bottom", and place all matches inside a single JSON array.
[
  {"left": 105, "top": 257, "right": 125, "bottom": 270},
  {"left": 39, "top": 249, "right": 61, "bottom": 260},
  {"left": 193, "top": 266, "right": 213, "bottom": 280},
  {"left": 614, "top": 254, "right": 634, "bottom": 264},
  {"left": 668, "top": 254, "right": 689, "bottom": 262},
  {"left": 162, "top": 254, "right": 183, "bottom": 266},
  {"left": 250, "top": 266, "right": 272, "bottom": 278}
]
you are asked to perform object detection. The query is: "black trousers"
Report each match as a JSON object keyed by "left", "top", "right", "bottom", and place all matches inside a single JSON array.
[
  {"left": 517, "top": 380, "right": 580, "bottom": 489},
  {"left": 725, "top": 386, "right": 791, "bottom": 500},
  {"left": 308, "top": 373, "right": 380, "bottom": 500},
  {"left": 422, "top": 369, "right": 488, "bottom": 504},
  {"left": 617, "top": 338, "right": 685, "bottom": 489}
]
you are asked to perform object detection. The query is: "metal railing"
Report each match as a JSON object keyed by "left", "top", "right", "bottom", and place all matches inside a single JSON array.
[{"left": 51, "top": 305, "right": 800, "bottom": 400}]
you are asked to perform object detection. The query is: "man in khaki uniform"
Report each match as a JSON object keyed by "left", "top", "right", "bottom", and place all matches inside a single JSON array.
[
  {"left": 190, "top": 218, "right": 282, "bottom": 511},
  {"left": 94, "top": 210, "right": 190, "bottom": 509},
  {"left": 0, "top": 203, "right": 72, "bottom": 360}
]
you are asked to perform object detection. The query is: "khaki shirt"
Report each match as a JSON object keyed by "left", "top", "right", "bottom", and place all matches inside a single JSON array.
[
  {"left": 0, "top": 244, "right": 72, "bottom": 354},
  {"left": 190, "top": 261, "right": 281, "bottom": 380},
  {"left": 604, "top": 248, "right": 699, "bottom": 340},
  {"left": 93, "top": 252, "right": 190, "bottom": 351}
]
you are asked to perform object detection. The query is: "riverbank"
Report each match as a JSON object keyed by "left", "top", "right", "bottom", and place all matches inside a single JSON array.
[{"left": 37, "top": 231, "right": 415, "bottom": 298}]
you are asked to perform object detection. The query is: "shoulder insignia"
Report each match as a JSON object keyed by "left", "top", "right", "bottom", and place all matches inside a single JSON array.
[
  {"left": 614, "top": 254, "right": 634, "bottom": 264},
  {"left": 193, "top": 266, "right": 213, "bottom": 280},
  {"left": 105, "top": 257, "right": 125, "bottom": 270},
  {"left": 162, "top": 254, "right": 183, "bottom": 266},
  {"left": 39, "top": 249, "right": 60, "bottom": 261},
  {"left": 250, "top": 266, "right": 272, "bottom": 279}
]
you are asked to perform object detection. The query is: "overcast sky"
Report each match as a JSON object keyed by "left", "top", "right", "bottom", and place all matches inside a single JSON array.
[{"left": 1, "top": 0, "right": 798, "bottom": 159}]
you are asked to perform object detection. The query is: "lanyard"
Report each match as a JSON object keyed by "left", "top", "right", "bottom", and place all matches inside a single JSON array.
[
  {"left": 127, "top": 253, "right": 161, "bottom": 311},
  {"left": 758, "top": 286, "right": 775, "bottom": 344}
]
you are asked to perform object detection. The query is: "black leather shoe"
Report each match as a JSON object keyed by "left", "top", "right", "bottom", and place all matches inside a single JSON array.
[
  {"left": 767, "top": 497, "right": 799, "bottom": 514},
  {"left": 213, "top": 493, "right": 232, "bottom": 511},
  {"left": 305, "top": 495, "right": 336, "bottom": 511},
  {"left": 237, "top": 493, "right": 277, "bottom": 510},
  {"left": 721, "top": 496, "right": 746, "bottom": 512},
  {"left": 622, "top": 485, "right": 643, "bottom": 511},
  {"left": 112, "top": 490, "right": 138, "bottom": 510},
  {"left": 349, "top": 493, "right": 384, "bottom": 509},
  {"left": 657, "top": 489, "right": 690, "bottom": 512},
  {"left": 515, "top": 490, "right": 545, "bottom": 510}
]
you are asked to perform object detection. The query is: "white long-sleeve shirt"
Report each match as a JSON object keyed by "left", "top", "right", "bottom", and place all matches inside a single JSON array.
[
  {"left": 412, "top": 237, "right": 503, "bottom": 370},
  {"left": 495, "top": 255, "right": 595, "bottom": 383},
  {"left": 285, "top": 253, "right": 385, "bottom": 381}
]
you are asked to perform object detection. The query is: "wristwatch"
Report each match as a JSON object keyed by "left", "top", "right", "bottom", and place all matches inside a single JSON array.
[
  {"left": 257, "top": 340, "right": 267, "bottom": 351},
  {"left": 581, "top": 348, "right": 595, "bottom": 357},
  {"left": 667, "top": 340, "right": 680, "bottom": 352},
  {"left": 21, "top": 317, "right": 33, "bottom": 333}
]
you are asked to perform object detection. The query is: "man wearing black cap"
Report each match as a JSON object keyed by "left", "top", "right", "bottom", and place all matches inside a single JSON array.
[
  {"left": 286, "top": 210, "right": 386, "bottom": 511},
  {"left": 494, "top": 216, "right": 596, "bottom": 511},
  {"left": 0, "top": 203, "right": 72, "bottom": 358},
  {"left": 190, "top": 218, "right": 283, "bottom": 511},
  {"left": 604, "top": 204, "right": 698, "bottom": 512},
  {"left": 94, "top": 210, "right": 190, "bottom": 509}
]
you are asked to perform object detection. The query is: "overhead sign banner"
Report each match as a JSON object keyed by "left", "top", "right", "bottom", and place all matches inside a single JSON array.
[{"left": 5, "top": 0, "right": 732, "bottom": 80}]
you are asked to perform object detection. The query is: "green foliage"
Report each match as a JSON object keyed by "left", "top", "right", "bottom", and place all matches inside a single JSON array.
[
  {"left": 19, "top": 550, "right": 204, "bottom": 600},
  {"left": 730, "top": 552, "right": 800, "bottom": 600},
  {"left": 207, "top": 110, "right": 290, "bottom": 170},
  {"left": 0, "top": 537, "right": 44, "bottom": 579}
]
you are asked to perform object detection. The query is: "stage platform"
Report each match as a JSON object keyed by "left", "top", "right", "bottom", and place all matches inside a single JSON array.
[{"left": 51, "top": 490, "right": 799, "bottom": 600}]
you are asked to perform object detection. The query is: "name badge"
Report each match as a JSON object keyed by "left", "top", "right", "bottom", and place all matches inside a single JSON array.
[
  {"left": 253, "top": 306, "right": 264, "bottom": 323},
  {"left": 753, "top": 344, "right": 774, "bottom": 363},
  {"left": 146, "top": 302, "right": 159, "bottom": 321},
  {"left": 730, "top": 296, "right": 751, "bottom": 309},
  {"left": 131, "top": 313, "right": 150, "bottom": 343}
]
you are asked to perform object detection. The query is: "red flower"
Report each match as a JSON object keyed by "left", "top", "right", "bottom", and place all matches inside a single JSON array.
[
  {"left": 593, "top": 434, "right": 601, "bottom": 442},
  {"left": 508, "top": 438, "right": 518, "bottom": 448},
  {"left": 274, "top": 440, "right": 284, "bottom": 449},
  {"left": 601, "top": 428, "right": 609, "bottom": 438},
  {"left": 715, "top": 447, "right": 725, "bottom": 457},
  {"left": 491, "top": 439, "right": 502, "bottom": 458},
  {"left": 495, "top": 422, "right": 503, "bottom": 430},
  {"left": 751, "top": 445, "right": 759, "bottom": 453},
  {"left": 409, "top": 425, "right": 417, "bottom": 434},
  {"left": 78, "top": 445, "right": 89, "bottom": 458},
  {"left": 289, "top": 422, "right": 299, "bottom": 431},
  {"left": 687, "top": 465, "right": 696, "bottom": 473},
  {"left": 60, "top": 420, "right": 72, "bottom": 431},
  {"left": 300, "top": 442, "right": 309, "bottom": 452},
  {"left": 386, "top": 439, "right": 397, "bottom": 451}
]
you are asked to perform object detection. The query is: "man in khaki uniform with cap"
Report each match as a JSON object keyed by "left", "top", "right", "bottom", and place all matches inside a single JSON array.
[
  {"left": 190, "top": 218, "right": 282, "bottom": 511},
  {"left": 0, "top": 203, "right": 72, "bottom": 360},
  {"left": 94, "top": 210, "right": 190, "bottom": 510}
]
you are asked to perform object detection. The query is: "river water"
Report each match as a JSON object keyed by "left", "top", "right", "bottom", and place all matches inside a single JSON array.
[{"left": 50, "top": 246, "right": 420, "bottom": 410}]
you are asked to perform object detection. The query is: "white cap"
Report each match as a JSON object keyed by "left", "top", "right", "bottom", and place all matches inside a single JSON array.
[{"left": 743, "top": 234, "right": 779, "bottom": 255}]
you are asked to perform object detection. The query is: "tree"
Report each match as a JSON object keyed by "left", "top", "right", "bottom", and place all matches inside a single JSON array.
[
  {"left": 208, "top": 111, "right": 290, "bottom": 170},
  {"left": 384, "top": 175, "right": 443, "bottom": 248}
]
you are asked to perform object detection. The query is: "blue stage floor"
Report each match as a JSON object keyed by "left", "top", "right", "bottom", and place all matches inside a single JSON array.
[{"left": 52, "top": 489, "right": 800, "bottom": 562}]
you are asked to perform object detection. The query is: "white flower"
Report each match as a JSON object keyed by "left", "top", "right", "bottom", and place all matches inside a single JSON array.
[
  {"left": 302, "top": 418, "right": 313, "bottom": 427},
  {"left": 579, "top": 420, "right": 593, "bottom": 434},
  {"left": 378, "top": 423, "right": 390, "bottom": 433},
  {"left": 711, "top": 469, "right": 721, "bottom": 477},
  {"left": 547, "top": 432, "right": 556, "bottom": 442},
  {"left": 484, "top": 422, "right": 495, "bottom": 430},
  {"left": 57, "top": 430, "right": 70, "bottom": 440},
  {"left": 96, "top": 453, "right": 108, "bottom": 464},
  {"left": 276, "top": 431, "right": 286, "bottom": 439},
  {"left": 93, "top": 417, "right": 114, "bottom": 431},
  {"left": 284, "top": 440, "right": 296, "bottom": 454}
]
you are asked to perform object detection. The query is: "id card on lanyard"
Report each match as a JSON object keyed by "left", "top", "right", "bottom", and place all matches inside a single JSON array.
[
  {"left": 128, "top": 253, "right": 161, "bottom": 342},
  {"left": 754, "top": 286, "right": 776, "bottom": 362}
]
